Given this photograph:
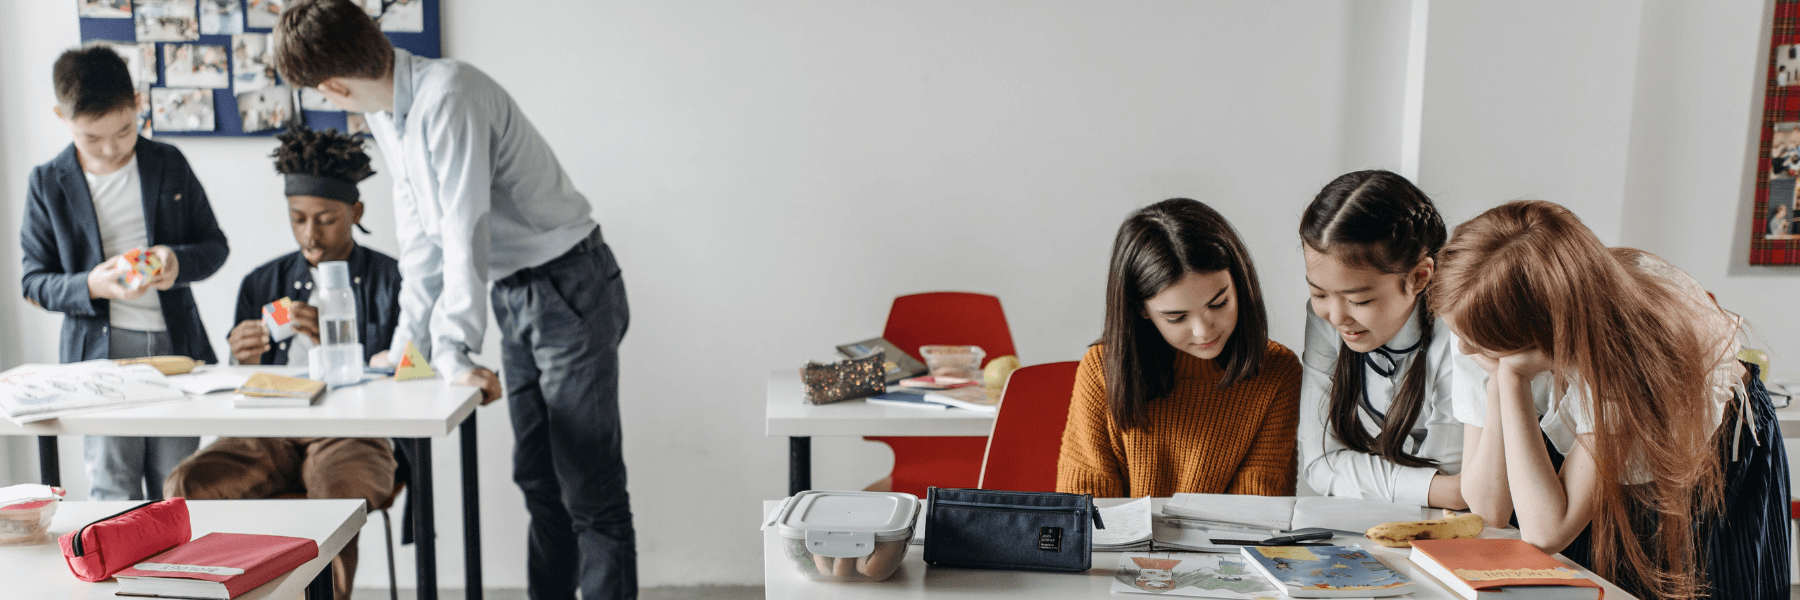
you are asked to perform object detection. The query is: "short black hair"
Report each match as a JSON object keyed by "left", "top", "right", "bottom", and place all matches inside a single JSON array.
[
  {"left": 272, "top": 126, "right": 375, "bottom": 183},
  {"left": 54, "top": 45, "right": 137, "bottom": 120},
  {"left": 273, "top": 0, "right": 393, "bottom": 89}
]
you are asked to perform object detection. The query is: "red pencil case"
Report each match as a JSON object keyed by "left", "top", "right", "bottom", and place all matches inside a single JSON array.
[{"left": 58, "top": 497, "right": 190, "bottom": 582}]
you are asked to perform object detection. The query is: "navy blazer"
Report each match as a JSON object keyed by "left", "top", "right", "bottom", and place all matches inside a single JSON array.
[
  {"left": 21, "top": 137, "right": 229, "bottom": 364},
  {"left": 233, "top": 245, "right": 402, "bottom": 366}
]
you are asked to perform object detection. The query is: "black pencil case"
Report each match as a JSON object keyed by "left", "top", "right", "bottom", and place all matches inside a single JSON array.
[{"left": 922, "top": 487, "right": 1101, "bottom": 572}]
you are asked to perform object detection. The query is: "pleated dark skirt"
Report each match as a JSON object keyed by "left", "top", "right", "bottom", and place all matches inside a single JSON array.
[
  {"left": 1698, "top": 364, "right": 1790, "bottom": 600},
  {"left": 1538, "top": 363, "right": 1789, "bottom": 599}
]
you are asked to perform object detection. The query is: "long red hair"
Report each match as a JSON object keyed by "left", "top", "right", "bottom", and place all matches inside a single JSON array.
[{"left": 1429, "top": 200, "right": 1727, "bottom": 600}]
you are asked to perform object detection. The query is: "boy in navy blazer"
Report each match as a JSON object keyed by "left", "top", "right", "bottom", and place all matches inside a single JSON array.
[{"left": 19, "top": 47, "right": 229, "bottom": 500}]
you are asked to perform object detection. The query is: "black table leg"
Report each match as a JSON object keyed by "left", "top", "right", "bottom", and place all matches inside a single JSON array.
[
  {"left": 37, "top": 436, "right": 59, "bottom": 487},
  {"left": 789, "top": 436, "right": 810, "bottom": 496},
  {"left": 460, "top": 418, "right": 482, "bottom": 600},
  {"left": 411, "top": 438, "right": 437, "bottom": 600},
  {"left": 305, "top": 558, "right": 335, "bottom": 600}
]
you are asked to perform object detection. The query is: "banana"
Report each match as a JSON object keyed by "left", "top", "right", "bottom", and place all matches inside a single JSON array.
[
  {"left": 1364, "top": 510, "right": 1484, "bottom": 547},
  {"left": 114, "top": 355, "right": 200, "bottom": 375}
]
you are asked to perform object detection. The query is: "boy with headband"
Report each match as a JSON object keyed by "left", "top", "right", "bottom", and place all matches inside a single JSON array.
[{"left": 164, "top": 126, "right": 402, "bottom": 600}]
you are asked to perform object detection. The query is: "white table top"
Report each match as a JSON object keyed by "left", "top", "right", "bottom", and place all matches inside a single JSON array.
[
  {"left": 1, "top": 499, "right": 365, "bottom": 600},
  {"left": 766, "top": 369, "right": 995, "bottom": 438},
  {"left": 761, "top": 498, "right": 1638, "bottom": 600},
  {"left": 0, "top": 366, "right": 481, "bottom": 438}
]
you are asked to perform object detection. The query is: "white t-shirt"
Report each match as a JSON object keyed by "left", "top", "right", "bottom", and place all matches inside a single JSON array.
[
  {"left": 1450, "top": 251, "right": 1744, "bottom": 482},
  {"left": 1298, "top": 302, "right": 1466, "bottom": 506},
  {"left": 85, "top": 154, "right": 166, "bottom": 332}
]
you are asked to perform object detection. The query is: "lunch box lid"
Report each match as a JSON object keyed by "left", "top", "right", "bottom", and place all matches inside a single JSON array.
[{"left": 773, "top": 491, "right": 918, "bottom": 556}]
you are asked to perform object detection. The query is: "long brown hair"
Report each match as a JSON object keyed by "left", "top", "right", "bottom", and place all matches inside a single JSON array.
[
  {"left": 1102, "top": 198, "right": 1269, "bottom": 430},
  {"left": 1429, "top": 200, "right": 1726, "bottom": 600},
  {"left": 1299, "top": 170, "right": 1446, "bottom": 468}
]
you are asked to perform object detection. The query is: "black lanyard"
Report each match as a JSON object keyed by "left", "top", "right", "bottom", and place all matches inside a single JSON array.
[{"left": 1357, "top": 336, "right": 1423, "bottom": 422}]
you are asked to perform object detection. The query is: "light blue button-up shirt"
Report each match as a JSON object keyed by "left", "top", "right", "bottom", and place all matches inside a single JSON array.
[{"left": 366, "top": 48, "right": 598, "bottom": 377}]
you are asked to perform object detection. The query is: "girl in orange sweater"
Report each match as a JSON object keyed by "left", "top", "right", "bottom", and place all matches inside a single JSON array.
[{"left": 1056, "top": 198, "right": 1301, "bottom": 498}]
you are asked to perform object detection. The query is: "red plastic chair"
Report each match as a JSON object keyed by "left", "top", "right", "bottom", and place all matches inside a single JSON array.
[
  {"left": 978, "top": 361, "right": 1081, "bottom": 492},
  {"left": 866, "top": 292, "right": 1017, "bottom": 498}
]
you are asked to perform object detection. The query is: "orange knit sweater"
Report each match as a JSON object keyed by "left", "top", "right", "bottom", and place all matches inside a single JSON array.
[{"left": 1056, "top": 340, "right": 1301, "bottom": 498}]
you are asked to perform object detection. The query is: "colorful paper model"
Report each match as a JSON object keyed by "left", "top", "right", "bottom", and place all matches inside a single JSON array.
[
  {"left": 395, "top": 341, "right": 436, "bottom": 381},
  {"left": 261, "top": 297, "right": 297, "bottom": 342},
  {"left": 119, "top": 248, "right": 163, "bottom": 289}
]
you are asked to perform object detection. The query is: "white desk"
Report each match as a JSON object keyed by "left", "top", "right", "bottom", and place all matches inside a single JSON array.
[
  {"left": 766, "top": 369, "right": 995, "bottom": 495},
  {"left": 2, "top": 499, "right": 364, "bottom": 600},
  {"left": 761, "top": 498, "right": 1639, "bottom": 600},
  {"left": 0, "top": 366, "right": 482, "bottom": 600}
]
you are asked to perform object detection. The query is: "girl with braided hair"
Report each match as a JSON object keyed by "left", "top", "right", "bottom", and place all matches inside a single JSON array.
[{"left": 1297, "top": 170, "right": 1469, "bottom": 509}]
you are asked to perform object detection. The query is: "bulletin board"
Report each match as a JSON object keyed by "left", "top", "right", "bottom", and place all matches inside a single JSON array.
[
  {"left": 1753, "top": 0, "right": 1800, "bottom": 264},
  {"left": 74, "top": 0, "right": 439, "bottom": 138}
]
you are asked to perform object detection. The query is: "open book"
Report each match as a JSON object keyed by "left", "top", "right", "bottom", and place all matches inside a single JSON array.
[
  {"left": 1093, "top": 498, "right": 1285, "bottom": 553},
  {"left": 0, "top": 361, "right": 186, "bottom": 424},
  {"left": 1163, "top": 494, "right": 1426, "bottom": 535}
]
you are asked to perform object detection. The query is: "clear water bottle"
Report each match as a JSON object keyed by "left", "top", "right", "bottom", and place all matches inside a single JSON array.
[{"left": 309, "top": 261, "right": 363, "bottom": 387}]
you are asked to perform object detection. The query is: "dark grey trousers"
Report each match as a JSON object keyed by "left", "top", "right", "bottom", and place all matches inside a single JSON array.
[{"left": 493, "top": 230, "right": 636, "bottom": 600}]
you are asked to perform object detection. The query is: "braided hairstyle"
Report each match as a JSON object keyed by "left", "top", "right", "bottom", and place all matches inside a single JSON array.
[
  {"left": 271, "top": 125, "right": 375, "bottom": 184},
  {"left": 1299, "top": 170, "right": 1447, "bottom": 468}
]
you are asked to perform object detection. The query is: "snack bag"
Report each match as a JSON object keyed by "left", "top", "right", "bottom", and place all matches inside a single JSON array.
[
  {"left": 118, "top": 248, "right": 163, "bottom": 290},
  {"left": 262, "top": 297, "right": 298, "bottom": 342}
]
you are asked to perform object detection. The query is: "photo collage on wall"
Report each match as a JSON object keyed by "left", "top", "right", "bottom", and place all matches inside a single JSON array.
[
  {"left": 1752, "top": 0, "right": 1800, "bottom": 264},
  {"left": 75, "top": 0, "right": 439, "bottom": 138}
]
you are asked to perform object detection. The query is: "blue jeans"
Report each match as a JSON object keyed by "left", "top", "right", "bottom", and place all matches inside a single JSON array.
[
  {"left": 85, "top": 328, "right": 200, "bottom": 501},
  {"left": 493, "top": 230, "right": 636, "bottom": 600}
]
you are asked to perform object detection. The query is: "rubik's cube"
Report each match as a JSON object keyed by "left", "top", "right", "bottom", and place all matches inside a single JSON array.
[
  {"left": 262, "top": 297, "right": 297, "bottom": 342},
  {"left": 119, "top": 248, "right": 163, "bottom": 289}
]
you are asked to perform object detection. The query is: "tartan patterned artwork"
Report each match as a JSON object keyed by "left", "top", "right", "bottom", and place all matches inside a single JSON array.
[{"left": 1754, "top": 0, "right": 1800, "bottom": 264}]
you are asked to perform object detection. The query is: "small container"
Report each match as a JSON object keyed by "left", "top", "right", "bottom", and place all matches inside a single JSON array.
[
  {"left": 0, "top": 484, "right": 64, "bottom": 546},
  {"left": 772, "top": 490, "right": 918, "bottom": 582},
  {"left": 920, "top": 345, "right": 986, "bottom": 380}
]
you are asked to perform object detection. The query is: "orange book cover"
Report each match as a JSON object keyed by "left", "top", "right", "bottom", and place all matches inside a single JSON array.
[{"left": 1410, "top": 539, "right": 1602, "bottom": 596}]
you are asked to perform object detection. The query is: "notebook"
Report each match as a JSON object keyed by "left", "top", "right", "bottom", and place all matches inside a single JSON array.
[
  {"left": 1409, "top": 539, "right": 1603, "bottom": 599},
  {"left": 114, "top": 532, "right": 318, "bottom": 599},
  {"left": 1240, "top": 544, "right": 1414, "bottom": 597},
  {"left": 233, "top": 372, "right": 325, "bottom": 408}
]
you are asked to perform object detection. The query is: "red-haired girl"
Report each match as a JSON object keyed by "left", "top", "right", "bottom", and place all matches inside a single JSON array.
[{"left": 1433, "top": 200, "right": 1788, "bottom": 600}]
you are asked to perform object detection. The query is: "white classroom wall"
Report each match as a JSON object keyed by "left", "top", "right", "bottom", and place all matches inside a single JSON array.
[{"left": 0, "top": 0, "right": 1794, "bottom": 591}]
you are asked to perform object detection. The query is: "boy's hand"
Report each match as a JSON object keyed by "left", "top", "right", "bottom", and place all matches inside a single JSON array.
[
  {"left": 368, "top": 350, "right": 393, "bottom": 369},
  {"left": 455, "top": 367, "right": 503, "bottom": 405},
  {"left": 289, "top": 301, "right": 321, "bottom": 344},
  {"left": 87, "top": 255, "right": 147, "bottom": 301},
  {"left": 229, "top": 320, "right": 270, "bottom": 364},
  {"left": 147, "top": 246, "right": 179, "bottom": 290}
]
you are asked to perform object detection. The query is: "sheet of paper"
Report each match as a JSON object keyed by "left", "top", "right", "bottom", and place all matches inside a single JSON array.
[
  {"left": 1110, "top": 552, "right": 1281, "bottom": 598},
  {"left": 167, "top": 369, "right": 252, "bottom": 395},
  {"left": 0, "top": 361, "right": 186, "bottom": 423},
  {"left": 1290, "top": 496, "right": 1426, "bottom": 534},
  {"left": 1092, "top": 497, "right": 1153, "bottom": 547}
]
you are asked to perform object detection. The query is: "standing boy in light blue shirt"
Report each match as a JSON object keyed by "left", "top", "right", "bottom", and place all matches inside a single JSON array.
[{"left": 272, "top": 2, "right": 635, "bottom": 597}]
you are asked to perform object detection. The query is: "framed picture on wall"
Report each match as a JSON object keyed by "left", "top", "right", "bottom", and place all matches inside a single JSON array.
[{"left": 1751, "top": 0, "right": 1800, "bottom": 264}]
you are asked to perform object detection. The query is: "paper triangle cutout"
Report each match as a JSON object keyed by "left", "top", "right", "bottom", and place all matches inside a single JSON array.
[{"left": 395, "top": 341, "right": 437, "bottom": 381}]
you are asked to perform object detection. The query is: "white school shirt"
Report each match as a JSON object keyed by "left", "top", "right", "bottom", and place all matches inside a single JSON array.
[
  {"left": 1450, "top": 251, "right": 1745, "bottom": 483},
  {"left": 85, "top": 154, "right": 166, "bottom": 332},
  {"left": 1298, "top": 302, "right": 1465, "bottom": 507},
  {"left": 365, "top": 47, "right": 599, "bottom": 376}
]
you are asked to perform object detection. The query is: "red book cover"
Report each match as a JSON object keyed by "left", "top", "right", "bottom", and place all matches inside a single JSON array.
[
  {"left": 114, "top": 532, "right": 318, "bottom": 598},
  {"left": 1410, "top": 539, "right": 1603, "bottom": 598}
]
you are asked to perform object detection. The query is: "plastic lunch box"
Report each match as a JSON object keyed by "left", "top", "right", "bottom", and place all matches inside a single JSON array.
[
  {"left": 0, "top": 484, "right": 65, "bottom": 546},
  {"left": 771, "top": 490, "right": 919, "bottom": 582}
]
